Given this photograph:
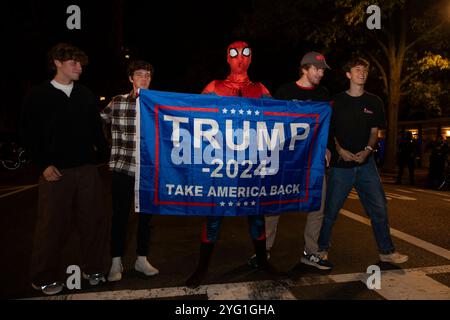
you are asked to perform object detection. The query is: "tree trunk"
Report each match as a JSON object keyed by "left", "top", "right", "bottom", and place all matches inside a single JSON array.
[{"left": 384, "top": 76, "right": 401, "bottom": 170}]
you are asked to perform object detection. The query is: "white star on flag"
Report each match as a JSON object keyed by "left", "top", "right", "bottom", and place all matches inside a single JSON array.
[
  {"left": 244, "top": 202, "right": 249, "bottom": 206},
  {"left": 251, "top": 201, "right": 256, "bottom": 206},
  {"left": 239, "top": 109, "right": 244, "bottom": 115},
  {"left": 236, "top": 202, "right": 241, "bottom": 206},
  {"left": 222, "top": 108, "right": 228, "bottom": 114},
  {"left": 228, "top": 202, "right": 234, "bottom": 207},
  {"left": 220, "top": 202, "right": 225, "bottom": 207},
  {"left": 247, "top": 110, "right": 252, "bottom": 115},
  {"left": 231, "top": 109, "right": 236, "bottom": 114},
  {"left": 255, "top": 110, "right": 260, "bottom": 116}
]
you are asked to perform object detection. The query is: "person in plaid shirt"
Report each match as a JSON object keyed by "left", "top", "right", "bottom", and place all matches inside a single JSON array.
[{"left": 101, "top": 60, "right": 159, "bottom": 282}]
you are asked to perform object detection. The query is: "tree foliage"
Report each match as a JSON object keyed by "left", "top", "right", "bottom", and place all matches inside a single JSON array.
[{"left": 239, "top": 0, "right": 450, "bottom": 168}]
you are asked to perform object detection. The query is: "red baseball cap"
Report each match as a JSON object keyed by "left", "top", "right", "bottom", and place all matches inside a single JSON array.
[{"left": 300, "top": 51, "right": 330, "bottom": 69}]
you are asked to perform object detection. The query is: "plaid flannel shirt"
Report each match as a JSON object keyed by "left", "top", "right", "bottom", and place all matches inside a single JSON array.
[{"left": 101, "top": 91, "right": 137, "bottom": 176}]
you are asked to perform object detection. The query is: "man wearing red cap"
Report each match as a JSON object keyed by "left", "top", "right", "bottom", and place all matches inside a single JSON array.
[
  {"left": 248, "top": 51, "right": 333, "bottom": 271},
  {"left": 186, "top": 41, "right": 273, "bottom": 289}
]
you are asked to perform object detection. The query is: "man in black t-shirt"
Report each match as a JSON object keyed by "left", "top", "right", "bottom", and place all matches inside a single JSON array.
[
  {"left": 317, "top": 57, "right": 408, "bottom": 265},
  {"left": 248, "top": 52, "right": 333, "bottom": 270}
]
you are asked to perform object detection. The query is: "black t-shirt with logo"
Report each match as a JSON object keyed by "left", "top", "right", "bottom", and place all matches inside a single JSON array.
[
  {"left": 275, "top": 82, "right": 330, "bottom": 101},
  {"left": 329, "top": 91, "right": 385, "bottom": 168}
]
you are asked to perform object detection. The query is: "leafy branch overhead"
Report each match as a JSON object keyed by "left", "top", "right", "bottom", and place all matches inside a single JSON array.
[{"left": 239, "top": 0, "right": 450, "bottom": 169}]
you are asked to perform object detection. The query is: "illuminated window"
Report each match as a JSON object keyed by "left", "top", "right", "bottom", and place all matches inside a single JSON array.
[{"left": 407, "top": 129, "right": 418, "bottom": 139}]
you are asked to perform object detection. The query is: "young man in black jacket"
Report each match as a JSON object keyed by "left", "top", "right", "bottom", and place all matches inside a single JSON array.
[{"left": 21, "top": 43, "right": 109, "bottom": 295}]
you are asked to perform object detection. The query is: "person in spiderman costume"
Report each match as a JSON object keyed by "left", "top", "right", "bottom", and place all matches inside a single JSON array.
[{"left": 186, "top": 41, "right": 277, "bottom": 289}]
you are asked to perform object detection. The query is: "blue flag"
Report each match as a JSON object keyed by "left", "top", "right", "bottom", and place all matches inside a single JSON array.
[{"left": 135, "top": 89, "right": 331, "bottom": 216}]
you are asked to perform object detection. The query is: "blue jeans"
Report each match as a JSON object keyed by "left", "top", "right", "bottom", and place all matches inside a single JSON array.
[{"left": 318, "top": 157, "right": 395, "bottom": 254}]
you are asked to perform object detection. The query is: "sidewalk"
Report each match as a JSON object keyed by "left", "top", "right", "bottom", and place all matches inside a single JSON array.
[{"left": 380, "top": 168, "right": 429, "bottom": 189}]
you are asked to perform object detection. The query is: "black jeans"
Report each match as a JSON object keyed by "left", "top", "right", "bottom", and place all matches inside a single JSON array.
[
  {"left": 111, "top": 171, "right": 152, "bottom": 257},
  {"left": 396, "top": 157, "right": 415, "bottom": 184}
]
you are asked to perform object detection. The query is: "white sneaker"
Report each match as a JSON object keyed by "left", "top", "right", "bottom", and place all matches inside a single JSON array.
[
  {"left": 379, "top": 251, "right": 409, "bottom": 264},
  {"left": 135, "top": 256, "right": 159, "bottom": 276},
  {"left": 108, "top": 257, "right": 123, "bottom": 282}
]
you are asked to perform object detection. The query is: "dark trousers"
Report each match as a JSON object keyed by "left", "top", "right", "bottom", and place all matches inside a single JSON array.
[
  {"left": 428, "top": 157, "right": 446, "bottom": 189},
  {"left": 201, "top": 215, "right": 266, "bottom": 243},
  {"left": 397, "top": 157, "right": 415, "bottom": 184},
  {"left": 31, "top": 165, "right": 108, "bottom": 286},
  {"left": 110, "top": 171, "right": 152, "bottom": 257}
]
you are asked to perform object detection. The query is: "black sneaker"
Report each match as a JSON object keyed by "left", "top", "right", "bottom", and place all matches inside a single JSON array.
[
  {"left": 32, "top": 282, "right": 64, "bottom": 295},
  {"left": 82, "top": 272, "right": 106, "bottom": 286},
  {"left": 247, "top": 251, "right": 271, "bottom": 268},
  {"left": 300, "top": 252, "right": 333, "bottom": 270}
]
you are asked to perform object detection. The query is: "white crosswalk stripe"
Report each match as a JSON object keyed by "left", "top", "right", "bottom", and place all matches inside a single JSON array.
[
  {"left": 348, "top": 190, "right": 417, "bottom": 201},
  {"left": 411, "top": 188, "right": 450, "bottom": 198},
  {"left": 349, "top": 190, "right": 394, "bottom": 200},
  {"left": 26, "top": 265, "right": 450, "bottom": 300},
  {"left": 0, "top": 184, "right": 37, "bottom": 199},
  {"left": 384, "top": 192, "right": 416, "bottom": 200},
  {"left": 395, "top": 189, "right": 414, "bottom": 194},
  {"left": 340, "top": 209, "right": 450, "bottom": 260},
  {"left": 26, "top": 207, "right": 450, "bottom": 301}
]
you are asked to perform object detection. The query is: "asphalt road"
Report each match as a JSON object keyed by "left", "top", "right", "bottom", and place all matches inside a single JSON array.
[{"left": 1, "top": 165, "right": 449, "bottom": 300}]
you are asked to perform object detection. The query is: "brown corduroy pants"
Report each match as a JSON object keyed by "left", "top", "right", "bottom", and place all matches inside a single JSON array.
[{"left": 30, "top": 165, "right": 108, "bottom": 286}]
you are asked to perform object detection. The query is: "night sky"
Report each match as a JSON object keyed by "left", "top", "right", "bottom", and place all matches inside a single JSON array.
[{"left": 1, "top": 0, "right": 399, "bottom": 134}]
